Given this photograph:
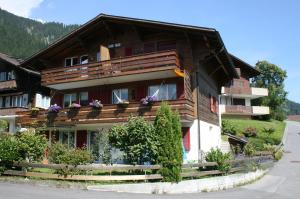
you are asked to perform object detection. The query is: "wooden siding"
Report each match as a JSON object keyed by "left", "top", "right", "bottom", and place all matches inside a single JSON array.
[
  {"left": 41, "top": 51, "right": 181, "bottom": 86},
  {"left": 16, "top": 99, "right": 194, "bottom": 127},
  {"left": 225, "top": 105, "right": 252, "bottom": 115},
  {"left": 0, "top": 107, "right": 28, "bottom": 116},
  {"left": 0, "top": 80, "right": 17, "bottom": 91}
]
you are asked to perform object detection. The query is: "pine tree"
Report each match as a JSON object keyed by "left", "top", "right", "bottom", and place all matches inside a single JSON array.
[{"left": 154, "top": 102, "right": 183, "bottom": 182}]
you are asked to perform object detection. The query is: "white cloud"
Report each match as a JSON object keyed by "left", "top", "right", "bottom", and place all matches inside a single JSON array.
[{"left": 0, "top": 0, "right": 44, "bottom": 18}]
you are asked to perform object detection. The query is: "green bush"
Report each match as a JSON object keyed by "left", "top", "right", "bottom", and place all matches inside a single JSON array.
[
  {"left": 222, "top": 120, "right": 237, "bottom": 135},
  {"left": 154, "top": 102, "right": 183, "bottom": 182},
  {"left": 243, "top": 127, "right": 258, "bottom": 137},
  {"left": 0, "top": 133, "right": 22, "bottom": 168},
  {"left": 205, "top": 148, "right": 232, "bottom": 173},
  {"left": 17, "top": 129, "right": 48, "bottom": 162},
  {"left": 0, "top": 120, "right": 8, "bottom": 132},
  {"left": 48, "top": 143, "right": 69, "bottom": 164},
  {"left": 48, "top": 143, "right": 92, "bottom": 166},
  {"left": 109, "top": 116, "right": 157, "bottom": 165},
  {"left": 244, "top": 143, "right": 256, "bottom": 157},
  {"left": 274, "top": 149, "right": 283, "bottom": 161}
]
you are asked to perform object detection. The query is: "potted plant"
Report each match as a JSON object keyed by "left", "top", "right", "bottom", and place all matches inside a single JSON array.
[
  {"left": 48, "top": 104, "right": 62, "bottom": 113},
  {"left": 140, "top": 95, "right": 156, "bottom": 105},
  {"left": 117, "top": 100, "right": 129, "bottom": 108},
  {"left": 30, "top": 107, "right": 40, "bottom": 116},
  {"left": 69, "top": 103, "right": 81, "bottom": 109},
  {"left": 89, "top": 100, "right": 103, "bottom": 109}
]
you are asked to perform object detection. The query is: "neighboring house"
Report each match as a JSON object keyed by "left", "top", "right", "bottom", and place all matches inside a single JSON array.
[
  {"left": 219, "top": 54, "right": 269, "bottom": 118},
  {"left": 17, "top": 14, "right": 239, "bottom": 162},
  {"left": 0, "top": 52, "right": 50, "bottom": 133}
]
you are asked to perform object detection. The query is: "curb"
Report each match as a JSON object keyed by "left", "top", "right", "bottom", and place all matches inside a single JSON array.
[{"left": 87, "top": 169, "right": 268, "bottom": 194}]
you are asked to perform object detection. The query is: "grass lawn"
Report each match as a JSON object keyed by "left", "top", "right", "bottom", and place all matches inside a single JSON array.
[{"left": 223, "top": 119, "right": 286, "bottom": 150}]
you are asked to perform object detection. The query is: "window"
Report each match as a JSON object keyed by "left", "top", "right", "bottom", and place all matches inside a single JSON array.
[
  {"left": 12, "top": 95, "right": 23, "bottom": 107},
  {"left": 7, "top": 71, "right": 15, "bottom": 80},
  {"left": 60, "top": 131, "right": 75, "bottom": 148},
  {"left": 80, "top": 55, "right": 89, "bottom": 64},
  {"left": 79, "top": 92, "right": 89, "bottom": 106},
  {"left": 96, "top": 52, "right": 101, "bottom": 62},
  {"left": 112, "top": 89, "right": 128, "bottom": 104},
  {"left": 148, "top": 84, "right": 177, "bottom": 101},
  {"left": 65, "top": 57, "right": 79, "bottom": 67},
  {"left": 63, "top": 93, "right": 77, "bottom": 107},
  {"left": 0, "top": 72, "right": 6, "bottom": 81}
]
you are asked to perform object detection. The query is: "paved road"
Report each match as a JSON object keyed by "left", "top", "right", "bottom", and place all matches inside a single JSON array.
[{"left": 1, "top": 121, "right": 299, "bottom": 199}]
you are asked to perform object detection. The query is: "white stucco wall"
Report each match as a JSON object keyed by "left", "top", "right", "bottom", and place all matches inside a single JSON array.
[{"left": 185, "top": 119, "right": 221, "bottom": 163}]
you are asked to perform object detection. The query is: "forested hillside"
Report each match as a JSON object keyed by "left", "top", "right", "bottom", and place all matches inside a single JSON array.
[
  {"left": 286, "top": 100, "right": 300, "bottom": 115},
  {"left": 0, "top": 8, "right": 79, "bottom": 59}
]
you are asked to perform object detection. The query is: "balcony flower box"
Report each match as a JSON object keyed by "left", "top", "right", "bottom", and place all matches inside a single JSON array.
[
  {"left": 89, "top": 100, "right": 103, "bottom": 109},
  {"left": 140, "top": 96, "right": 156, "bottom": 106},
  {"left": 117, "top": 100, "right": 129, "bottom": 108}
]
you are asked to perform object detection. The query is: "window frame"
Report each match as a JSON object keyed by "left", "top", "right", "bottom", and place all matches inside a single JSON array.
[
  {"left": 148, "top": 83, "right": 177, "bottom": 101},
  {"left": 80, "top": 55, "right": 89, "bottom": 64},
  {"left": 64, "top": 57, "right": 79, "bottom": 67},
  {"left": 79, "top": 92, "right": 89, "bottom": 106},
  {"left": 112, "top": 88, "right": 129, "bottom": 104},
  {"left": 63, "top": 93, "right": 77, "bottom": 108}
]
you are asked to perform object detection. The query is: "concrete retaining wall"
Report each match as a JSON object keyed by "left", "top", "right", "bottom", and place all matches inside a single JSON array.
[{"left": 88, "top": 169, "right": 267, "bottom": 194}]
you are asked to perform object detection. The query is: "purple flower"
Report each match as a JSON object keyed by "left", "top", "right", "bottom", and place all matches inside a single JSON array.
[
  {"left": 89, "top": 100, "right": 103, "bottom": 108},
  {"left": 48, "top": 104, "right": 62, "bottom": 113},
  {"left": 69, "top": 103, "right": 81, "bottom": 108},
  {"left": 140, "top": 96, "right": 157, "bottom": 105}
]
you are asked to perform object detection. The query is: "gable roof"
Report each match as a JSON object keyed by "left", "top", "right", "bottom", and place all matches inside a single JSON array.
[
  {"left": 0, "top": 52, "right": 40, "bottom": 76},
  {"left": 21, "top": 13, "right": 238, "bottom": 79},
  {"left": 229, "top": 53, "right": 260, "bottom": 78}
]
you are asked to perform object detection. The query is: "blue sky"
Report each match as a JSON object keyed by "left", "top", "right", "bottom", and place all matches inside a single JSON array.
[{"left": 1, "top": 0, "right": 299, "bottom": 102}]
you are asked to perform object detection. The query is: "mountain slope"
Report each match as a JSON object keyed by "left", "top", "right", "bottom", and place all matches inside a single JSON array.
[
  {"left": 0, "top": 8, "right": 79, "bottom": 59},
  {"left": 286, "top": 99, "right": 300, "bottom": 115}
]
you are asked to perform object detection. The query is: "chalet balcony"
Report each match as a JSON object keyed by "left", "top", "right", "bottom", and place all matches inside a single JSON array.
[
  {"left": 0, "top": 107, "right": 28, "bottom": 116},
  {"left": 41, "top": 51, "right": 183, "bottom": 90},
  {"left": 219, "top": 105, "right": 270, "bottom": 116},
  {"left": 221, "top": 86, "right": 268, "bottom": 99},
  {"left": 0, "top": 80, "right": 17, "bottom": 91},
  {"left": 16, "top": 99, "right": 194, "bottom": 127}
]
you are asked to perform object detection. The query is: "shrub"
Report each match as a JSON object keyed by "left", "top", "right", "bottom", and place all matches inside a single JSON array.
[
  {"left": 48, "top": 143, "right": 69, "bottom": 164},
  {"left": 244, "top": 143, "right": 256, "bottom": 157},
  {"left": 60, "top": 148, "right": 92, "bottom": 166},
  {"left": 154, "top": 102, "right": 183, "bottom": 182},
  {"left": 274, "top": 149, "right": 283, "bottom": 161},
  {"left": 0, "top": 133, "right": 22, "bottom": 168},
  {"left": 0, "top": 120, "right": 8, "bottom": 132},
  {"left": 222, "top": 120, "right": 237, "bottom": 135},
  {"left": 205, "top": 148, "right": 232, "bottom": 173},
  {"left": 17, "top": 129, "right": 48, "bottom": 162},
  {"left": 263, "top": 127, "right": 275, "bottom": 135},
  {"left": 243, "top": 127, "right": 258, "bottom": 137},
  {"left": 108, "top": 116, "right": 157, "bottom": 165},
  {"left": 263, "top": 144, "right": 276, "bottom": 154}
]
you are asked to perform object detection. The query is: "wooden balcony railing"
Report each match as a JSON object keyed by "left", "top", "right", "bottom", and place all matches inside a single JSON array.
[
  {"left": 0, "top": 107, "right": 28, "bottom": 116},
  {"left": 0, "top": 80, "right": 17, "bottom": 91},
  {"left": 225, "top": 105, "right": 252, "bottom": 115},
  {"left": 16, "top": 99, "right": 194, "bottom": 127},
  {"left": 41, "top": 50, "right": 181, "bottom": 86}
]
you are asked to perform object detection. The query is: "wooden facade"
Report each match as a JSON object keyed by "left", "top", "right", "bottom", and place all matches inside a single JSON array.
[{"left": 18, "top": 14, "right": 237, "bottom": 129}]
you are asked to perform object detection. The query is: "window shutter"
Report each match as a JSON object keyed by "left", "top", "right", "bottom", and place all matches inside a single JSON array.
[{"left": 182, "top": 127, "right": 190, "bottom": 151}]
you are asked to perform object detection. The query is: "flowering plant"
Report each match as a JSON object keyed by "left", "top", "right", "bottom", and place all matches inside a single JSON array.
[
  {"left": 140, "top": 95, "right": 156, "bottom": 105},
  {"left": 89, "top": 100, "right": 103, "bottom": 108},
  {"left": 69, "top": 103, "right": 81, "bottom": 109},
  {"left": 48, "top": 104, "right": 62, "bottom": 113}
]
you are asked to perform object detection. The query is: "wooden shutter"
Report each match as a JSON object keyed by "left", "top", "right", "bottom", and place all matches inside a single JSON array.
[{"left": 182, "top": 127, "right": 190, "bottom": 151}]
